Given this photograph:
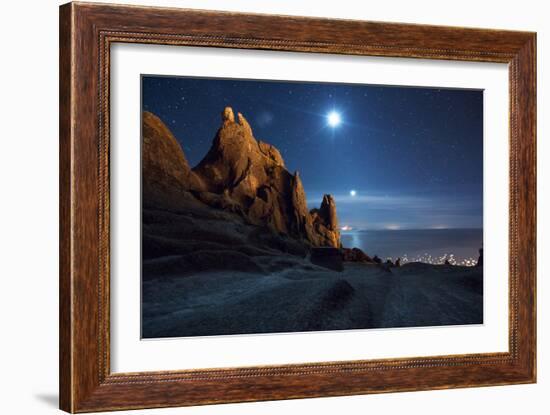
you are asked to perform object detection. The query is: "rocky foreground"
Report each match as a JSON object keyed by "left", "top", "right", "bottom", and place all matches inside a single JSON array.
[
  {"left": 141, "top": 107, "right": 483, "bottom": 338},
  {"left": 142, "top": 204, "right": 483, "bottom": 338}
]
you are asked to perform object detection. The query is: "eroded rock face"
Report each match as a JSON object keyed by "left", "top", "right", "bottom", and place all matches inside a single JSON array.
[
  {"left": 290, "top": 172, "right": 310, "bottom": 235},
  {"left": 258, "top": 141, "right": 285, "bottom": 167},
  {"left": 313, "top": 195, "right": 340, "bottom": 247},
  {"left": 143, "top": 107, "right": 341, "bottom": 248},
  {"left": 142, "top": 111, "right": 205, "bottom": 208}
]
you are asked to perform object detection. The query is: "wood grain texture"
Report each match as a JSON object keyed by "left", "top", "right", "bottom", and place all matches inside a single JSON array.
[
  {"left": 59, "top": 3, "right": 73, "bottom": 412},
  {"left": 59, "top": 2, "right": 537, "bottom": 412}
]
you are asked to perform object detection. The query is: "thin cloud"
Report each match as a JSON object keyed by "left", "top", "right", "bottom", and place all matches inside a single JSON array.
[{"left": 306, "top": 190, "right": 482, "bottom": 230}]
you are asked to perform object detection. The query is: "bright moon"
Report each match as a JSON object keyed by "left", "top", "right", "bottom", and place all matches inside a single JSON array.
[
  {"left": 327, "top": 111, "right": 341, "bottom": 127},
  {"left": 350, "top": 190, "right": 357, "bottom": 197}
]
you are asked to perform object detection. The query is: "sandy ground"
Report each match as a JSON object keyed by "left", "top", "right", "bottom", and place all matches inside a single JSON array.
[{"left": 142, "top": 257, "right": 482, "bottom": 338}]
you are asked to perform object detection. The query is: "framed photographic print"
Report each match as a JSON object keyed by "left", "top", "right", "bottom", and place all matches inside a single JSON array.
[{"left": 59, "top": 2, "right": 536, "bottom": 412}]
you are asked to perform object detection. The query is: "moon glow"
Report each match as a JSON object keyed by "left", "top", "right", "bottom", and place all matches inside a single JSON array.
[{"left": 327, "top": 111, "right": 341, "bottom": 127}]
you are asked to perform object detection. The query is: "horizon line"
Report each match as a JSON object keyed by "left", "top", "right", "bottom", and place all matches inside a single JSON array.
[{"left": 341, "top": 227, "right": 483, "bottom": 231}]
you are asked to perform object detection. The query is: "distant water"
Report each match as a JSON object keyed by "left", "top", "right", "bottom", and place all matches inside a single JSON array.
[{"left": 341, "top": 229, "right": 483, "bottom": 266}]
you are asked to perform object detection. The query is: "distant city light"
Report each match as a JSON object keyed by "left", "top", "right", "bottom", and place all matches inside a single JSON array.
[{"left": 388, "top": 253, "right": 479, "bottom": 267}]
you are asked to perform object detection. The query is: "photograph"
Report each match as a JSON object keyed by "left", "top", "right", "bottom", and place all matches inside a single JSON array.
[{"left": 140, "top": 75, "right": 484, "bottom": 339}]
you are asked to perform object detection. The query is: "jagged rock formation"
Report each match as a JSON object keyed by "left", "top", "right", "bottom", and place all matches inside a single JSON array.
[
  {"left": 142, "top": 111, "right": 205, "bottom": 208},
  {"left": 142, "top": 107, "right": 341, "bottom": 248},
  {"left": 309, "top": 195, "right": 340, "bottom": 248}
]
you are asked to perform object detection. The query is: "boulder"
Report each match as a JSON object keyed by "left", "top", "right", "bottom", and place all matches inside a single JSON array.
[
  {"left": 310, "top": 247, "right": 344, "bottom": 271},
  {"left": 342, "top": 247, "right": 373, "bottom": 263}
]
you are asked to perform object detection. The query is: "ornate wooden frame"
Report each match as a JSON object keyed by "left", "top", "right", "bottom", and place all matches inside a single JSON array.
[{"left": 59, "top": 2, "right": 536, "bottom": 412}]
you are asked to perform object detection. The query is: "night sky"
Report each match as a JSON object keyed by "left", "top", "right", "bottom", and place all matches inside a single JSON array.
[{"left": 142, "top": 75, "right": 483, "bottom": 230}]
